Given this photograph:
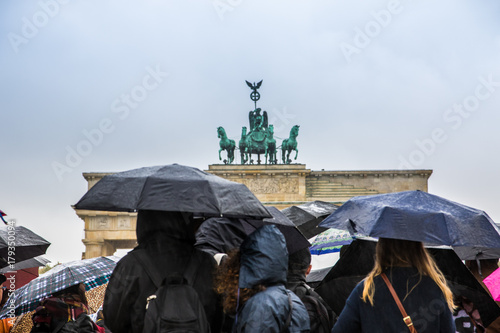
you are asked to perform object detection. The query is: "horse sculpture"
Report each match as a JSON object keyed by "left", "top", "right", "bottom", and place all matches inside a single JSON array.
[
  {"left": 265, "top": 125, "right": 277, "bottom": 164},
  {"left": 239, "top": 127, "right": 249, "bottom": 164},
  {"left": 282, "top": 125, "right": 299, "bottom": 164},
  {"left": 217, "top": 126, "right": 235, "bottom": 164}
]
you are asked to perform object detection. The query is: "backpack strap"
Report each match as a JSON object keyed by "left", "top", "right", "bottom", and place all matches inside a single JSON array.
[
  {"left": 183, "top": 251, "right": 202, "bottom": 286},
  {"left": 281, "top": 291, "right": 293, "bottom": 333},
  {"left": 131, "top": 250, "right": 164, "bottom": 288},
  {"left": 302, "top": 284, "right": 333, "bottom": 331},
  {"left": 380, "top": 273, "right": 418, "bottom": 333}
]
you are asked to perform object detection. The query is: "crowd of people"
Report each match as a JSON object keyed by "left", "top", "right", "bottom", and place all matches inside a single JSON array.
[{"left": 1, "top": 209, "right": 499, "bottom": 333}]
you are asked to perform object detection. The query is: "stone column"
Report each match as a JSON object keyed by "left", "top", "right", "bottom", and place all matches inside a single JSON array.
[{"left": 82, "top": 240, "right": 106, "bottom": 258}]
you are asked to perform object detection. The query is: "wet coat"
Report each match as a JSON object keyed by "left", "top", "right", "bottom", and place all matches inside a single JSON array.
[
  {"left": 332, "top": 267, "right": 455, "bottom": 333},
  {"left": 103, "top": 210, "right": 221, "bottom": 333},
  {"left": 234, "top": 225, "right": 310, "bottom": 332}
]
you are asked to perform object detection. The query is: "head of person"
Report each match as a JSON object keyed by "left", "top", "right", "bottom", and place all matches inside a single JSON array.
[
  {"left": 362, "top": 238, "right": 454, "bottom": 310},
  {"left": 215, "top": 225, "right": 288, "bottom": 315},
  {"left": 136, "top": 210, "right": 200, "bottom": 245},
  {"left": 52, "top": 283, "right": 88, "bottom": 307},
  {"left": 287, "top": 247, "right": 312, "bottom": 283}
]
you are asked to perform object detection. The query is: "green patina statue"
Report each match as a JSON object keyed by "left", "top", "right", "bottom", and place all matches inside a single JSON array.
[
  {"left": 217, "top": 126, "right": 235, "bottom": 164},
  {"left": 239, "top": 107, "right": 276, "bottom": 165},
  {"left": 282, "top": 125, "right": 299, "bottom": 164},
  {"left": 217, "top": 80, "right": 299, "bottom": 165}
]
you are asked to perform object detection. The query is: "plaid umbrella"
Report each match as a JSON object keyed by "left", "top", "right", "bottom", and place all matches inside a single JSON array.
[
  {"left": 0, "top": 256, "right": 119, "bottom": 318},
  {"left": 10, "top": 284, "right": 109, "bottom": 333}
]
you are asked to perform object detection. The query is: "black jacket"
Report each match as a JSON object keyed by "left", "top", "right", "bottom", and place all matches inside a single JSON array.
[{"left": 103, "top": 210, "right": 222, "bottom": 333}]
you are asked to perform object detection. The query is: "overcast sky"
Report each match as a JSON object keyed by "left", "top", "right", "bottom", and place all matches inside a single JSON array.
[{"left": 1, "top": 0, "right": 500, "bottom": 264}]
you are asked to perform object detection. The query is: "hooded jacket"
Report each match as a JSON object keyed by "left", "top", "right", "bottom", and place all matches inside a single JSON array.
[
  {"left": 234, "top": 225, "right": 310, "bottom": 332},
  {"left": 103, "top": 210, "right": 221, "bottom": 333}
]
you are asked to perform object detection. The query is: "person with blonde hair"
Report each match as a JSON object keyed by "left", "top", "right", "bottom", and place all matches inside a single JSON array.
[{"left": 332, "top": 238, "right": 456, "bottom": 333}]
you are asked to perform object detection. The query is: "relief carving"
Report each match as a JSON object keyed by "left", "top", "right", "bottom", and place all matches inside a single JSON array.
[
  {"left": 241, "top": 178, "right": 298, "bottom": 194},
  {"left": 279, "top": 178, "right": 299, "bottom": 193},
  {"left": 91, "top": 217, "right": 109, "bottom": 230},
  {"left": 117, "top": 218, "right": 131, "bottom": 229}
]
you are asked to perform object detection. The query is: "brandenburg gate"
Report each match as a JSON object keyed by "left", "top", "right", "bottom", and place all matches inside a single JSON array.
[{"left": 73, "top": 80, "right": 432, "bottom": 259}]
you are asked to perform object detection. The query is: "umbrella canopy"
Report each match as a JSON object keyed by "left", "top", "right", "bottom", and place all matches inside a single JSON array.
[
  {"left": 483, "top": 267, "right": 500, "bottom": 302},
  {"left": 74, "top": 164, "right": 271, "bottom": 219},
  {"left": 281, "top": 201, "right": 338, "bottom": 239},
  {"left": 0, "top": 256, "right": 119, "bottom": 318},
  {"left": 309, "top": 228, "right": 353, "bottom": 256},
  {"left": 453, "top": 247, "right": 500, "bottom": 261},
  {"left": 0, "top": 225, "right": 50, "bottom": 268},
  {"left": 315, "top": 239, "right": 500, "bottom": 328},
  {"left": 0, "top": 256, "right": 50, "bottom": 273},
  {"left": 195, "top": 206, "right": 310, "bottom": 255},
  {"left": 306, "top": 228, "right": 355, "bottom": 287},
  {"left": 319, "top": 190, "right": 500, "bottom": 248}
]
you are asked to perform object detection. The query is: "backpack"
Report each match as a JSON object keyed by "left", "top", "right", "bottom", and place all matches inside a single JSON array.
[
  {"left": 132, "top": 250, "right": 210, "bottom": 333},
  {"left": 294, "top": 284, "right": 336, "bottom": 333}
]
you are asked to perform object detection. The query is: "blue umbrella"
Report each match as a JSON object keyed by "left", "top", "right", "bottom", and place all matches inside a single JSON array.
[{"left": 319, "top": 190, "right": 500, "bottom": 248}]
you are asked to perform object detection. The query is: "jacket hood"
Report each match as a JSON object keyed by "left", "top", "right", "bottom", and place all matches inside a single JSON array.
[
  {"left": 239, "top": 224, "right": 288, "bottom": 288},
  {"left": 136, "top": 210, "right": 196, "bottom": 245}
]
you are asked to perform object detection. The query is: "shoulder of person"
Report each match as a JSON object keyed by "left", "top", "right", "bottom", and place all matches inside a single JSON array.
[{"left": 192, "top": 248, "right": 218, "bottom": 266}]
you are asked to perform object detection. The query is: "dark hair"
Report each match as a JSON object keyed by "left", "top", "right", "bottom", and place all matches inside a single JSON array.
[
  {"left": 288, "top": 247, "right": 311, "bottom": 273},
  {"left": 53, "top": 283, "right": 88, "bottom": 306},
  {"left": 214, "top": 249, "right": 266, "bottom": 315}
]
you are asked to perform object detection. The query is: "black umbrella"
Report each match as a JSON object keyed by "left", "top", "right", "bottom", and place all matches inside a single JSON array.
[
  {"left": 453, "top": 247, "right": 500, "bottom": 261},
  {"left": 0, "top": 225, "right": 50, "bottom": 268},
  {"left": 0, "top": 255, "right": 50, "bottom": 273},
  {"left": 195, "top": 207, "right": 310, "bottom": 255},
  {"left": 281, "top": 201, "right": 338, "bottom": 239},
  {"left": 315, "top": 239, "right": 500, "bottom": 328},
  {"left": 319, "top": 190, "right": 500, "bottom": 247},
  {"left": 74, "top": 164, "right": 271, "bottom": 219}
]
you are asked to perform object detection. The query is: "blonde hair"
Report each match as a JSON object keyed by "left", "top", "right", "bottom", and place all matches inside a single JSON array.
[{"left": 362, "top": 238, "right": 455, "bottom": 310}]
